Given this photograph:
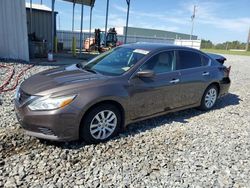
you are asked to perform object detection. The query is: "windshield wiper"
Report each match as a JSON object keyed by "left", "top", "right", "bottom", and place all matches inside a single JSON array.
[
  {"left": 77, "top": 63, "right": 99, "bottom": 74},
  {"left": 82, "top": 65, "right": 98, "bottom": 74}
]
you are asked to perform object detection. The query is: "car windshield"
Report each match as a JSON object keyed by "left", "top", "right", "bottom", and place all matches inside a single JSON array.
[{"left": 82, "top": 47, "right": 148, "bottom": 76}]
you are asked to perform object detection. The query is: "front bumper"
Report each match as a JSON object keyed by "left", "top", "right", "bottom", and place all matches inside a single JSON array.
[{"left": 14, "top": 100, "right": 81, "bottom": 141}]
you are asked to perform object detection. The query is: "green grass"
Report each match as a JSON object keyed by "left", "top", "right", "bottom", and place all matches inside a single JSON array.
[{"left": 202, "top": 49, "right": 250, "bottom": 56}]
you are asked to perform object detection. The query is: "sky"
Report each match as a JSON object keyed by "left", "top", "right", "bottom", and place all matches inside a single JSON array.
[{"left": 27, "top": 0, "right": 250, "bottom": 43}]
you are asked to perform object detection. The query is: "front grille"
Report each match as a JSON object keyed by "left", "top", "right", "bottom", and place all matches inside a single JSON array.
[
  {"left": 38, "top": 127, "right": 55, "bottom": 136},
  {"left": 18, "top": 89, "right": 31, "bottom": 104}
]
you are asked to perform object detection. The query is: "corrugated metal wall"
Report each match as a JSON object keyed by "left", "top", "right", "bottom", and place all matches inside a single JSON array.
[
  {"left": 26, "top": 8, "right": 57, "bottom": 49},
  {"left": 0, "top": 0, "right": 29, "bottom": 61}
]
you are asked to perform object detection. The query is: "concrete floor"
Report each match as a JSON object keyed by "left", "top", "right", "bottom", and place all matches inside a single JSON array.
[{"left": 30, "top": 53, "right": 97, "bottom": 66}]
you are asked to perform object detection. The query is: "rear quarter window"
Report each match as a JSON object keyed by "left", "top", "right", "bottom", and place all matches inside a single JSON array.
[
  {"left": 176, "top": 50, "right": 202, "bottom": 70},
  {"left": 201, "top": 55, "right": 210, "bottom": 66}
]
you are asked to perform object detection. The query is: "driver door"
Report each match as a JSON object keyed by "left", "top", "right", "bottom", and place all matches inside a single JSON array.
[{"left": 128, "top": 51, "right": 181, "bottom": 120}]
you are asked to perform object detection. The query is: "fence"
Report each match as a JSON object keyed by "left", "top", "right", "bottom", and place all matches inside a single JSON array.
[
  {"left": 174, "top": 39, "right": 201, "bottom": 49},
  {"left": 57, "top": 30, "right": 175, "bottom": 50},
  {"left": 56, "top": 30, "right": 201, "bottom": 50}
]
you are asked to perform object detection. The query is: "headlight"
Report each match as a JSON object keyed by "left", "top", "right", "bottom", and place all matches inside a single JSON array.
[{"left": 28, "top": 95, "right": 76, "bottom": 111}]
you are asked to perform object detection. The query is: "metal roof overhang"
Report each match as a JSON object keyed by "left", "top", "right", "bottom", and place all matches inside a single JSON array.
[{"left": 63, "top": 0, "right": 95, "bottom": 7}]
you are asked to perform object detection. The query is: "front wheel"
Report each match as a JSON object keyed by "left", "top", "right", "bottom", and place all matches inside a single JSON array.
[
  {"left": 80, "top": 104, "right": 121, "bottom": 144},
  {"left": 198, "top": 85, "right": 218, "bottom": 111}
]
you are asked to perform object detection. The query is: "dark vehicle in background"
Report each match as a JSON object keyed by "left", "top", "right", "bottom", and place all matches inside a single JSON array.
[{"left": 14, "top": 43, "right": 231, "bottom": 144}]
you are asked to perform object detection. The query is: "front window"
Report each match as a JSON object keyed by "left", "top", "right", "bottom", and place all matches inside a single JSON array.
[
  {"left": 83, "top": 47, "right": 148, "bottom": 76},
  {"left": 140, "top": 51, "right": 175, "bottom": 74}
]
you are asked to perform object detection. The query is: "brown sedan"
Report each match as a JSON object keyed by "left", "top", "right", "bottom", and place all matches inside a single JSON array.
[{"left": 15, "top": 43, "right": 231, "bottom": 144}]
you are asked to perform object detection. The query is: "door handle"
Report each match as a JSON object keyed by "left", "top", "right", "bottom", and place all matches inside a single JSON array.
[
  {"left": 202, "top": 72, "right": 210, "bottom": 76},
  {"left": 169, "top": 79, "right": 180, "bottom": 84}
]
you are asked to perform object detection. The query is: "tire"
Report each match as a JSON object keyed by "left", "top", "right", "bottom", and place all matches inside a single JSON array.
[
  {"left": 80, "top": 104, "right": 121, "bottom": 144},
  {"left": 198, "top": 85, "right": 218, "bottom": 111}
]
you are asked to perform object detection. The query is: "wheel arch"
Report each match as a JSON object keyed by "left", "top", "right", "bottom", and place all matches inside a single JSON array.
[
  {"left": 79, "top": 100, "right": 126, "bottom": 137},
  {"left": 208, "top": 82, "right": 220, "bottom": 95}
]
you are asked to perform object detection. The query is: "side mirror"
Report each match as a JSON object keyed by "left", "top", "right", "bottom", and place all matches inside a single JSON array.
[{"left": 136, "top": 70, "right": 155, "bottom": 78}]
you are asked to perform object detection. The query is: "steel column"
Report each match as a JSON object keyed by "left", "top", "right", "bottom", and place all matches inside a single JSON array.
[
  {"left": 51, "top": 0, "right": 55, "bottom": 53},
  {"left": 104, "top": 0, "right": 109, "bottom": 47},
  {"left": 89, "top": 6, "right": 93, "bottom": 49},
  {"left": 72, "top": 2, "right": 76, "bottom": 56},
  {"left": 30, "top": 0, "right": 32, "bottom": 33},
  {"left": 124, "top": 0, "right": 130, "bottom": 44},
  {"left": 80, "top": 4, "right": 84, "bottom": 57},
  {"left": 72, "top": 2, "right": 75, "bottom": 33}
]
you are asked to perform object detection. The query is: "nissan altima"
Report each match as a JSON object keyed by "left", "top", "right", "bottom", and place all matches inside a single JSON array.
[{"left": 14, "top": 43, "right": 231, "bottom": 144}]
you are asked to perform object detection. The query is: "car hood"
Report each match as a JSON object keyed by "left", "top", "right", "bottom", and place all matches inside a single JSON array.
[{"left": 20, "top": 64, "right": 109, "bottom": 95}]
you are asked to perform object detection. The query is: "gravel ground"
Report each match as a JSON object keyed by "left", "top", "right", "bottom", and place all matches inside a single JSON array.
[{"left": 0, "top": 55, "right": 250, "bottom": 187}]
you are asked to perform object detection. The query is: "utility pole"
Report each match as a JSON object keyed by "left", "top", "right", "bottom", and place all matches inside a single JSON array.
[
  {"left": 246, "top": 27, "right": 250, "bottom": 51},
  {"left": 190, "top": 5, "right": 196, "bottom": 40}
]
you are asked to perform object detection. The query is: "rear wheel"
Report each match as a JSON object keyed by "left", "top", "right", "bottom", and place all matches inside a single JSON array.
[
  {"left": 80, "top": 104, "right": 121, "bottom": 144},
  {"left": 199, "top": 85, "right": 218, "bottom": 111}
]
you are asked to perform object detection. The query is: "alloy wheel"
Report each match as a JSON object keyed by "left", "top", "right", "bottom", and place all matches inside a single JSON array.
[
  {"left": 89, "top": 110, "right": 117, "bottom": 140},
  {"left": 205, "top": 88, "right": 217, "bottom": 108}
]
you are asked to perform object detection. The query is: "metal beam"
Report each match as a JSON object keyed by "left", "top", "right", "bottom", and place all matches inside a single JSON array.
[
  {"left": 72, "top": 2, "right": 76, "bottom": 56},
  {"left": 124, "top": 0, "right": 130, "bottom": 44},
  {"left": 30, "top": 0, "right": 33, "bottom": 33},
  {"left": 72, "top": 2, "right": 75, "bottom": 33},
  {"left": 63, "top": 0, "right": 96, "bottom": 7},
  {"left": 80, "top": 4, "right": 84, "bottom": 57},
  {"left": 89, "top": 6, "right": 93, "bottom": 49},
  {"left": 51, "top": 0, "right": 55, "bottom": 53},
  {"left": 104, "top": 0, "right": 109, "bottom": 47}
]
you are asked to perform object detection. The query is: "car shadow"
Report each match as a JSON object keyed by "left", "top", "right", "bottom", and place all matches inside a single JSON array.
[{"left": 41, "top": 93, "right": 241, "bottom": 149}]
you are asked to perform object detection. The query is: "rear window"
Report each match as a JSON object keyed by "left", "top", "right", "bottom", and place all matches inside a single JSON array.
[{"left": 176, "top": 50, "right": 202, "bottom": 70}]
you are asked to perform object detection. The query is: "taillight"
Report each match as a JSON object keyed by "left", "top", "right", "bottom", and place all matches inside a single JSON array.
[{"left": 225, "top": 66, "right": 231, "bottom": 77}]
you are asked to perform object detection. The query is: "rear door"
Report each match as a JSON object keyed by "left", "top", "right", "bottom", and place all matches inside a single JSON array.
[
  {"left": 128, "top": 50, "right": 181, "bottom": 120},
  {"left": 175, "top": 50, "right": 212, "bottom": 107}
]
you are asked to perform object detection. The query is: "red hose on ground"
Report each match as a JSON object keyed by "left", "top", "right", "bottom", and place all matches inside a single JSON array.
[
  {"left": 0, "top": 65, "right": 15, "bottom": 91},
  {"left": 0, "top": 64, "right": 34, "bottom": 93}
]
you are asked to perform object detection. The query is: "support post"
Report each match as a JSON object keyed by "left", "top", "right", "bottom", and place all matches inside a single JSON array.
[
  {"left": 80, "top": 4, "right": 84, "bottom": 58},
  {"left": 104, "top": 0, "right": 109, "bottom": 47},
  {"left": 89, "top": 6, "right": 93, "bottom": 50},
  {"left": 30, "top": 0, "right": 32, "bottom": 34},
  {"left": 124, "top": 0, "right": 130, "bottom": 44},
  {"left": 72, "top": 2, "right": 76, "bottom": 56},
  {"left": 51, "top": 0, "right": 55, "bottom": 53}
]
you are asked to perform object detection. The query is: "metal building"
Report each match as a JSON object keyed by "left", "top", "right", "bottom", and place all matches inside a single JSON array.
[
  {"left": 0, "top": 0, "right": 29, "bottom": 61},
  {"left": 124, "top": 27, "right": 198, "bottom": 40},
  {"left": 26, "top": 2, "right": 57, "bottom": 51}
]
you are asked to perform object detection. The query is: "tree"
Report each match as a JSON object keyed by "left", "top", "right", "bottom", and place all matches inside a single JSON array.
[{"left": 201, "top": 40, "right": 214, "bottom": 49}]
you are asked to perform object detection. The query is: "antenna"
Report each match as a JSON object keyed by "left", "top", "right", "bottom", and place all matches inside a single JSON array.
[{"left": 190, "top": 5, "right": 196, "bottom": 40}]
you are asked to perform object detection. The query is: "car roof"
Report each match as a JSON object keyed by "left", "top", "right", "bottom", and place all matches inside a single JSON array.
[{"left": 121, "top": 42, "right": 199, "bottom": 52}]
